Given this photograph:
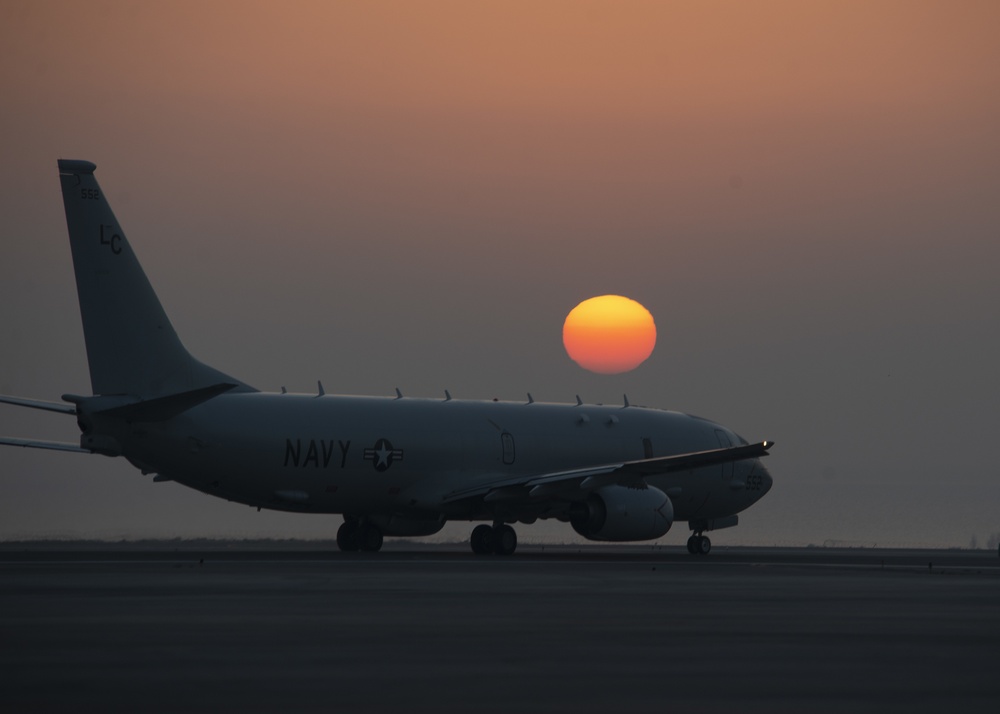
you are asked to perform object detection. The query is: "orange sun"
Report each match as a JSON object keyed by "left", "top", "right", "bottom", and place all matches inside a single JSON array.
[{"left": 562, "top": 295, "right": 657, "bottom": 374}]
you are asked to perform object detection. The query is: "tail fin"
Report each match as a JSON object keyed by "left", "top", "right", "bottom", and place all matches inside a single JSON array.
[{"left": 57, "top": 159, "right": 253, "bottom": 398}]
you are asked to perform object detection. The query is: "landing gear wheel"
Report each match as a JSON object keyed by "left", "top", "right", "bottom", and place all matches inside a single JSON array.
[
  {"left": 337, "top": 521, "right": 361, "bottom": 552},
  {"left": 359, "top": 524, "right": 384, "bottom": 552},
  {"left": 493, "top": 524, "right": 517, "bottom": 555},
  {"left": 687, "top": 534, "right": 712, "bottom": 555},
  {"left": 471, "top": 524, "right": 494, "bottom": 555}
]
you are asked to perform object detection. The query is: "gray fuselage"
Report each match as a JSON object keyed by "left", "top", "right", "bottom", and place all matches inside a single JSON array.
[{"left": 117, "top": 394, "right": 770, "bottom": 525}]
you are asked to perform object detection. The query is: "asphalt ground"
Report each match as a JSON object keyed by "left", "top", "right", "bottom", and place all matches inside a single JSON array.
[{"left": 1, "top": 544, "right": 998, "bottom": 713}]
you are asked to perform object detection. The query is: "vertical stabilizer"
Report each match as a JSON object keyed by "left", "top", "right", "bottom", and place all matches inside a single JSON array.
[{"left": 57, "top": 159, "right": 252, "bottom": 398}]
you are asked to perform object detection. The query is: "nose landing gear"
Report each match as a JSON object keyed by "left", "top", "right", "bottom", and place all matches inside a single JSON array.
[
  {"left": 470, "top": 522, "right": 517, "bottom": 555},
  {"left": 687, "top": 533, "right": 712, "bottom": 555}
]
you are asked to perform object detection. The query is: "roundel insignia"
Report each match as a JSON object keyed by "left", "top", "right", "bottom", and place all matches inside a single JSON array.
[{"left": 364, "top": 438, "right": 404, "bottom": 472}]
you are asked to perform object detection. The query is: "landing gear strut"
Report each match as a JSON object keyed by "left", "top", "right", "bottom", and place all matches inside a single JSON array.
[
  {"left": 687, "top": 533, "right": 711, "bottom": 555},
  {"left": 337, "top": 519, "right": 384, "bottom": 552},
  {"left": 470, "top": 522, "right": 517, "bottom": 555}
]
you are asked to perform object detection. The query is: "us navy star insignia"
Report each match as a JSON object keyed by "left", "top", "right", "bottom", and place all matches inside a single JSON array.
[{"left": 364, "top": 438, "right": 404, "bottom": 472}]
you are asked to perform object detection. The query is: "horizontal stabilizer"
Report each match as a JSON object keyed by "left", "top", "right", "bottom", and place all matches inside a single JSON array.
[
  {"left": 90, "top": 383, "right": 240, "bottom": 422},
  {"left": 0, "top": 395, "right": 77, "bottom": 415},
  {"left": 0, "top": 437, "right": 90, "bottom": 453}
]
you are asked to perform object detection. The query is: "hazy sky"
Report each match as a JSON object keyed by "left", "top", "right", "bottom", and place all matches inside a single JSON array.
[{"left": 2, "top": 0, "right": 998, "bottom": 547}]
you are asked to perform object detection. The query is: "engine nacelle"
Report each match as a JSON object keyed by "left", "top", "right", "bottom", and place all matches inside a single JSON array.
[
  {"left": 367, "top": 514, "right": 446, "bottom": 537},
  {"left": 570, "top": 485, "right": 674, "bottom": 542}
]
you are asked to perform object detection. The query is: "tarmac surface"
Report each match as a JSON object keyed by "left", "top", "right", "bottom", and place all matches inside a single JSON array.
[{"left": 1, "top": 543, "right": 998, "bottom": 713}]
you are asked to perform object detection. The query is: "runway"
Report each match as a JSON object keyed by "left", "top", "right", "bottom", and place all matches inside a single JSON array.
[{"left": 2, "top": 544, "right": 998, "bottom": 713}]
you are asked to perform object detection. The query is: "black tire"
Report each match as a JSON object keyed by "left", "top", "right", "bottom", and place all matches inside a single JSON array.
[
  {"left": 494, "top": 524, "right": 517, "bottom": 556},
  {"left": 697, "top": 535, "right": 712, "bottom": 555},
  {"left": 471, "top": 524, "right": 494, "bottom": 554},
  {"left": 359, "top": 524, "right": 383, "bottom": 552},
  {"left": 687, "top": 536, "right": 698, "bottom": 555},
  {"left": 337, "top": 521, "right": 360, "bottom": 552}
]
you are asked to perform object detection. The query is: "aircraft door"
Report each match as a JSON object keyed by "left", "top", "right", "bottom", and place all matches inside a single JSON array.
[{"left": 501, "top": 432, "right": 515, "bottom": 465}]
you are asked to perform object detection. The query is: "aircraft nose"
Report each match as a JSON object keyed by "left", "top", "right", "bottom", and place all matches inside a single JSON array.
[{"left": 758, "top": 463, "right": 773, "bottom": 496}]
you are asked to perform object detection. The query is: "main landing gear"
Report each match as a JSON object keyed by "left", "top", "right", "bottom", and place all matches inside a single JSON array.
[
  {"left": 337, "top": 519, "right": 383, "bottom": 552},
  {"left": 470, "top": 523, "right": 517, "bottom": 555},
  {"left": 687, "top": 533, "right": 712, "bottom": 555}
]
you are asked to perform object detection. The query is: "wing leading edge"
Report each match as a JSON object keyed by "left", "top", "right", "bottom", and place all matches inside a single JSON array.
[{"left": 442, "top": 440, "right": 774, "bottom": 505}]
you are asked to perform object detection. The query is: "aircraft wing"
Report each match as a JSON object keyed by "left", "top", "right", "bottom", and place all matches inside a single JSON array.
[
  {"left": 441, "top": 440, "right": 773, "bottom": 504},
  {"left": 0, "top": 437, "right": 90, "bottom": 453}
]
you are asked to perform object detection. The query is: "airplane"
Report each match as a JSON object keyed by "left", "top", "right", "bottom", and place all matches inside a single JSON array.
[{"left": 0, "top": 159, "right": 773, "bottom": 556}]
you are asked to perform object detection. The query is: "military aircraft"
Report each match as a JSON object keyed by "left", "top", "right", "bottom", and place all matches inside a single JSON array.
[{"left": 0, "top": 159, "right": 773, "bottom": 555}]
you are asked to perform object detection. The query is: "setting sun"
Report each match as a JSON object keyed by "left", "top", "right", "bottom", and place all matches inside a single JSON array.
[{"left": 562, "top": 295, "right": 657, "bottom": 374}]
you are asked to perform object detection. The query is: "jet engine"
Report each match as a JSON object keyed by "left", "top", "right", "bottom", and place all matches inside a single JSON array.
[{"left": 570, "top": 485, "right": 674, "bottom": 541}]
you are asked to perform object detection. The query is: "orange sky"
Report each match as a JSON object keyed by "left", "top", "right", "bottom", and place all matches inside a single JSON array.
[
  {"left": 1, "top": 1, "right": 999, "bottom": 545},
  {"left": 11, "top": 2, "right": 993, "bottom": 115}
]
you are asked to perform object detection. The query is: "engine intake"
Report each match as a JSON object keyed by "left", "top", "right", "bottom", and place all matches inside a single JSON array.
[{"left": 570, "top": 485, "right": 674, "bottom": 541}]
